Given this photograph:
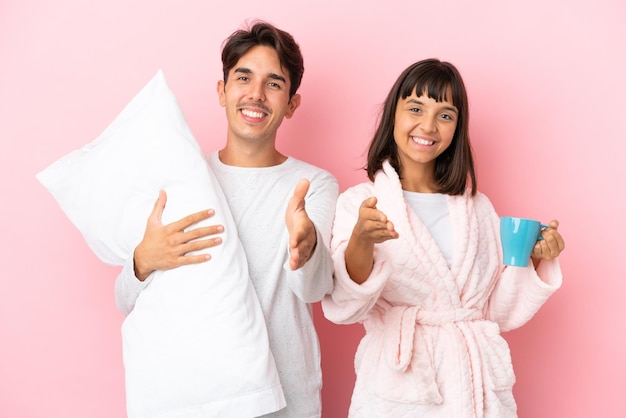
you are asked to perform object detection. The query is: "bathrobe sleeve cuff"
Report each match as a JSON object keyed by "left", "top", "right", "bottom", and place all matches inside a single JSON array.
[{"left": 322, "top": 244, "right": 391, "bottom": 325}]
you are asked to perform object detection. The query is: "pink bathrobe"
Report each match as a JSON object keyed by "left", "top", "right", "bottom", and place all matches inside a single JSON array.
[{"left": 322, "top": 161, "right": 562, "bottom": 418}]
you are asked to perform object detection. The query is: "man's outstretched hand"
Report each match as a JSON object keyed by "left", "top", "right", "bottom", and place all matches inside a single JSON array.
[{"left": 285, "top": 179, "right": 317, "bottom": 270}]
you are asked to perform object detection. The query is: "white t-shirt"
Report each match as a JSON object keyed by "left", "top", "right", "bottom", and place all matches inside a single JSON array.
[
  {"left": 403, "top": 191, "right": 454, "bottom": 267},
  {"left": 207, "top": 152, "right": 338, "bottom": 418}
]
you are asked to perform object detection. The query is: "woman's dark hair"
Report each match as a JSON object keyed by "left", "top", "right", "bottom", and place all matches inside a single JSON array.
[
  {"left": 221, "top": 21, "right": 304, "bottom": 99},
  {"left": 366, "top": 58, "right": 477, "bottom": 196}
]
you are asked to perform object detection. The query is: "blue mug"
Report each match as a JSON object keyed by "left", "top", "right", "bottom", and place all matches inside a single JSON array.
[{"left": 500, "top": 216, "right": 548, "bottom": 267}]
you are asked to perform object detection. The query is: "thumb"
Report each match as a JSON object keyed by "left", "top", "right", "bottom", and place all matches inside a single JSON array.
[
  {"left": 548, "top": 219, "right": 559, "bottom": 230},
  {"left": 361, "top": 196, "right": 378, "bottom": 209},
  {"left": 292, "top": 179, "right": 310, "bottom": 205},
  {"left": 150, "top": 189, "right": 167, "bottom": 223}
]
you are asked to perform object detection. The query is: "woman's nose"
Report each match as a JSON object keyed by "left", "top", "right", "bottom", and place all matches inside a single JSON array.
[{"left": 420, "top": 115, "right": 436, "bottom": 132}]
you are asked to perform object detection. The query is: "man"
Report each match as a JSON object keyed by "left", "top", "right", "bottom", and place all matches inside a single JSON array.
[{"left": 115, "top": 21, "right": 338, "bottom": 417}]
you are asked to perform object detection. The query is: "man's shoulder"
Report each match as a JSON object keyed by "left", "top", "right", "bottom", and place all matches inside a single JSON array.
[{"left": 286, "top": 157, "right": 337, "bottom": 183}]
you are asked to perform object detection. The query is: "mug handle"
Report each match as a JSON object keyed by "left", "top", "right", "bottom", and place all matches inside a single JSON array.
[{"left": 538, "top": 224, "right": 550, "bottom": 241}]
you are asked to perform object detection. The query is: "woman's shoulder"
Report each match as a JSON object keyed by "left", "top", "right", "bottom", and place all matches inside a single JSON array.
[
  {"left": 471, "top": 190, "right": 498, "bottom": 215},
  {"left": 335, "top": 182, "right": 375, "bottom": 209},
  {"left": 339, "top": 181, "right": 375, "bottom": 198}
]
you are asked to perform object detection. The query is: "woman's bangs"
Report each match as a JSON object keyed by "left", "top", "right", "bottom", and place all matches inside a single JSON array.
[{"left": 402, "top": 70, "right": 455, "bottom": 105}]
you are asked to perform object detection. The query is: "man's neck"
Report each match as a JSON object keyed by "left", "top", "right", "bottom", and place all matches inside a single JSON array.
[{"left": 217, "top": 143, "right": 287, "bottom": 168}]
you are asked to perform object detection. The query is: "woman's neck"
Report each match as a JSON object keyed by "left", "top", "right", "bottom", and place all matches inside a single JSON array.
[{"left": 399, "top": 165, "right": 437, "bottom": 193}]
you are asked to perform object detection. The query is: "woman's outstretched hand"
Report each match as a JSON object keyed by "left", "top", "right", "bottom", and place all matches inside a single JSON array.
[{"left": 345, "top": 197, "right": 399, "bottom": 284}]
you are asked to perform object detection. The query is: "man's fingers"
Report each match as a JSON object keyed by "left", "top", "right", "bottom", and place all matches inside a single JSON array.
[
  {"left": 159, "top": 236, "right": 224, "bottom": 270},
  {"left": 152, "top": 190, "right": 218, "bottom": 233},
  {"left": 289, "top": 248, "right": 300, "bottom": 270},
  {"left": 177, "top": 253, "right": 213, "bottom": 266},
  {"left": 168, "top": 208, "right": 217, "bottom": 233},
  {"left": 168, "top": 224, "right": 224, "bottom": 248},
  {"left": 185, "top": 224, "right": 224, "bottom": 241},
  {"left": 289, "top": 243, "right": 314, "bottom": 270},
  {"left": 183, "top": 236, "right": 224, "bottom": 254}
]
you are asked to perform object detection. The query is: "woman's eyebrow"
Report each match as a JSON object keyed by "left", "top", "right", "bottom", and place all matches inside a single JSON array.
[
  {"left": 441, "top": 105, "right": 458, "bottom": 114},
  {"left": 406, "top": 98, "right": 458, "bottom": 114}
]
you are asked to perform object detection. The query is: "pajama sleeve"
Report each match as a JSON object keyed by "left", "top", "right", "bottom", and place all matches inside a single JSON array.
[
  {"left": 284, "top": 169, "right": 338, "bottom": 303},
  {"left": 114, "top": 256, "right": 152, "bottom": 316}
]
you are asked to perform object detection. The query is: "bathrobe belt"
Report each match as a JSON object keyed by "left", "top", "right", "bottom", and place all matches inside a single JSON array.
[{"left": 368, "top": 303, "right": 482, "bottom": 405}]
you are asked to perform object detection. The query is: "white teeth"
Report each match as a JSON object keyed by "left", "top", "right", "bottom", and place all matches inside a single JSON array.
[
  {"left": 412, "top": 137, "right": 434, "bottom": 145},
  {"left": 242, "top": 109, "right": 265, "bottom": 118}
]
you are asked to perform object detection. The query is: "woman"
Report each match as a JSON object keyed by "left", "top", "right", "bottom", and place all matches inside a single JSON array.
[{"left": 322, "top": 59, "right": 565, "bottom": 417}]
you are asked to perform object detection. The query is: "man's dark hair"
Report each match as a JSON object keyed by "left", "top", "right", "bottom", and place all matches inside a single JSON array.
[{"left": 221, "top": 21, "right": 304, "bottom": 99}]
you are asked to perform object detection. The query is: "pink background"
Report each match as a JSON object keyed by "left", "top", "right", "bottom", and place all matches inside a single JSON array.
[{"left": 2, "top": 1, "right": 625, "bottom": 417}]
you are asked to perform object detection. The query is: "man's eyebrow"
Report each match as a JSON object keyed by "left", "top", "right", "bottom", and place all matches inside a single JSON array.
[
  {"left": 233, "top": 67, "right": 286, "bottom": 83},
  {"left": 268, "top": 73, "right": 286, "bottom": 83}
]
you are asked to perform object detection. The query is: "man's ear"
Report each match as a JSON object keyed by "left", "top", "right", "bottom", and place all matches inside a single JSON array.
[
  {"left": 285, "top": 94, "right": 301, "bottom": 119},
  {"left": 217, "top": 80, "right": 226, "bottom": 107}
]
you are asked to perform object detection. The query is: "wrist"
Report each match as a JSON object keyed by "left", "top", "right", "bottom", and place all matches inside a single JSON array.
[{"left": 133, "top": 250, "right": 152, "bottom": 282}]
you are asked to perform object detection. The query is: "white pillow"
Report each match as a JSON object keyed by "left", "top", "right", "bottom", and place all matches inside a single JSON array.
[
  {"left": 36, "top": 71, "right": 285, "bottom": 417},
  {"left": 37, "top": 70, "right": 210, "bottom": 265}
]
